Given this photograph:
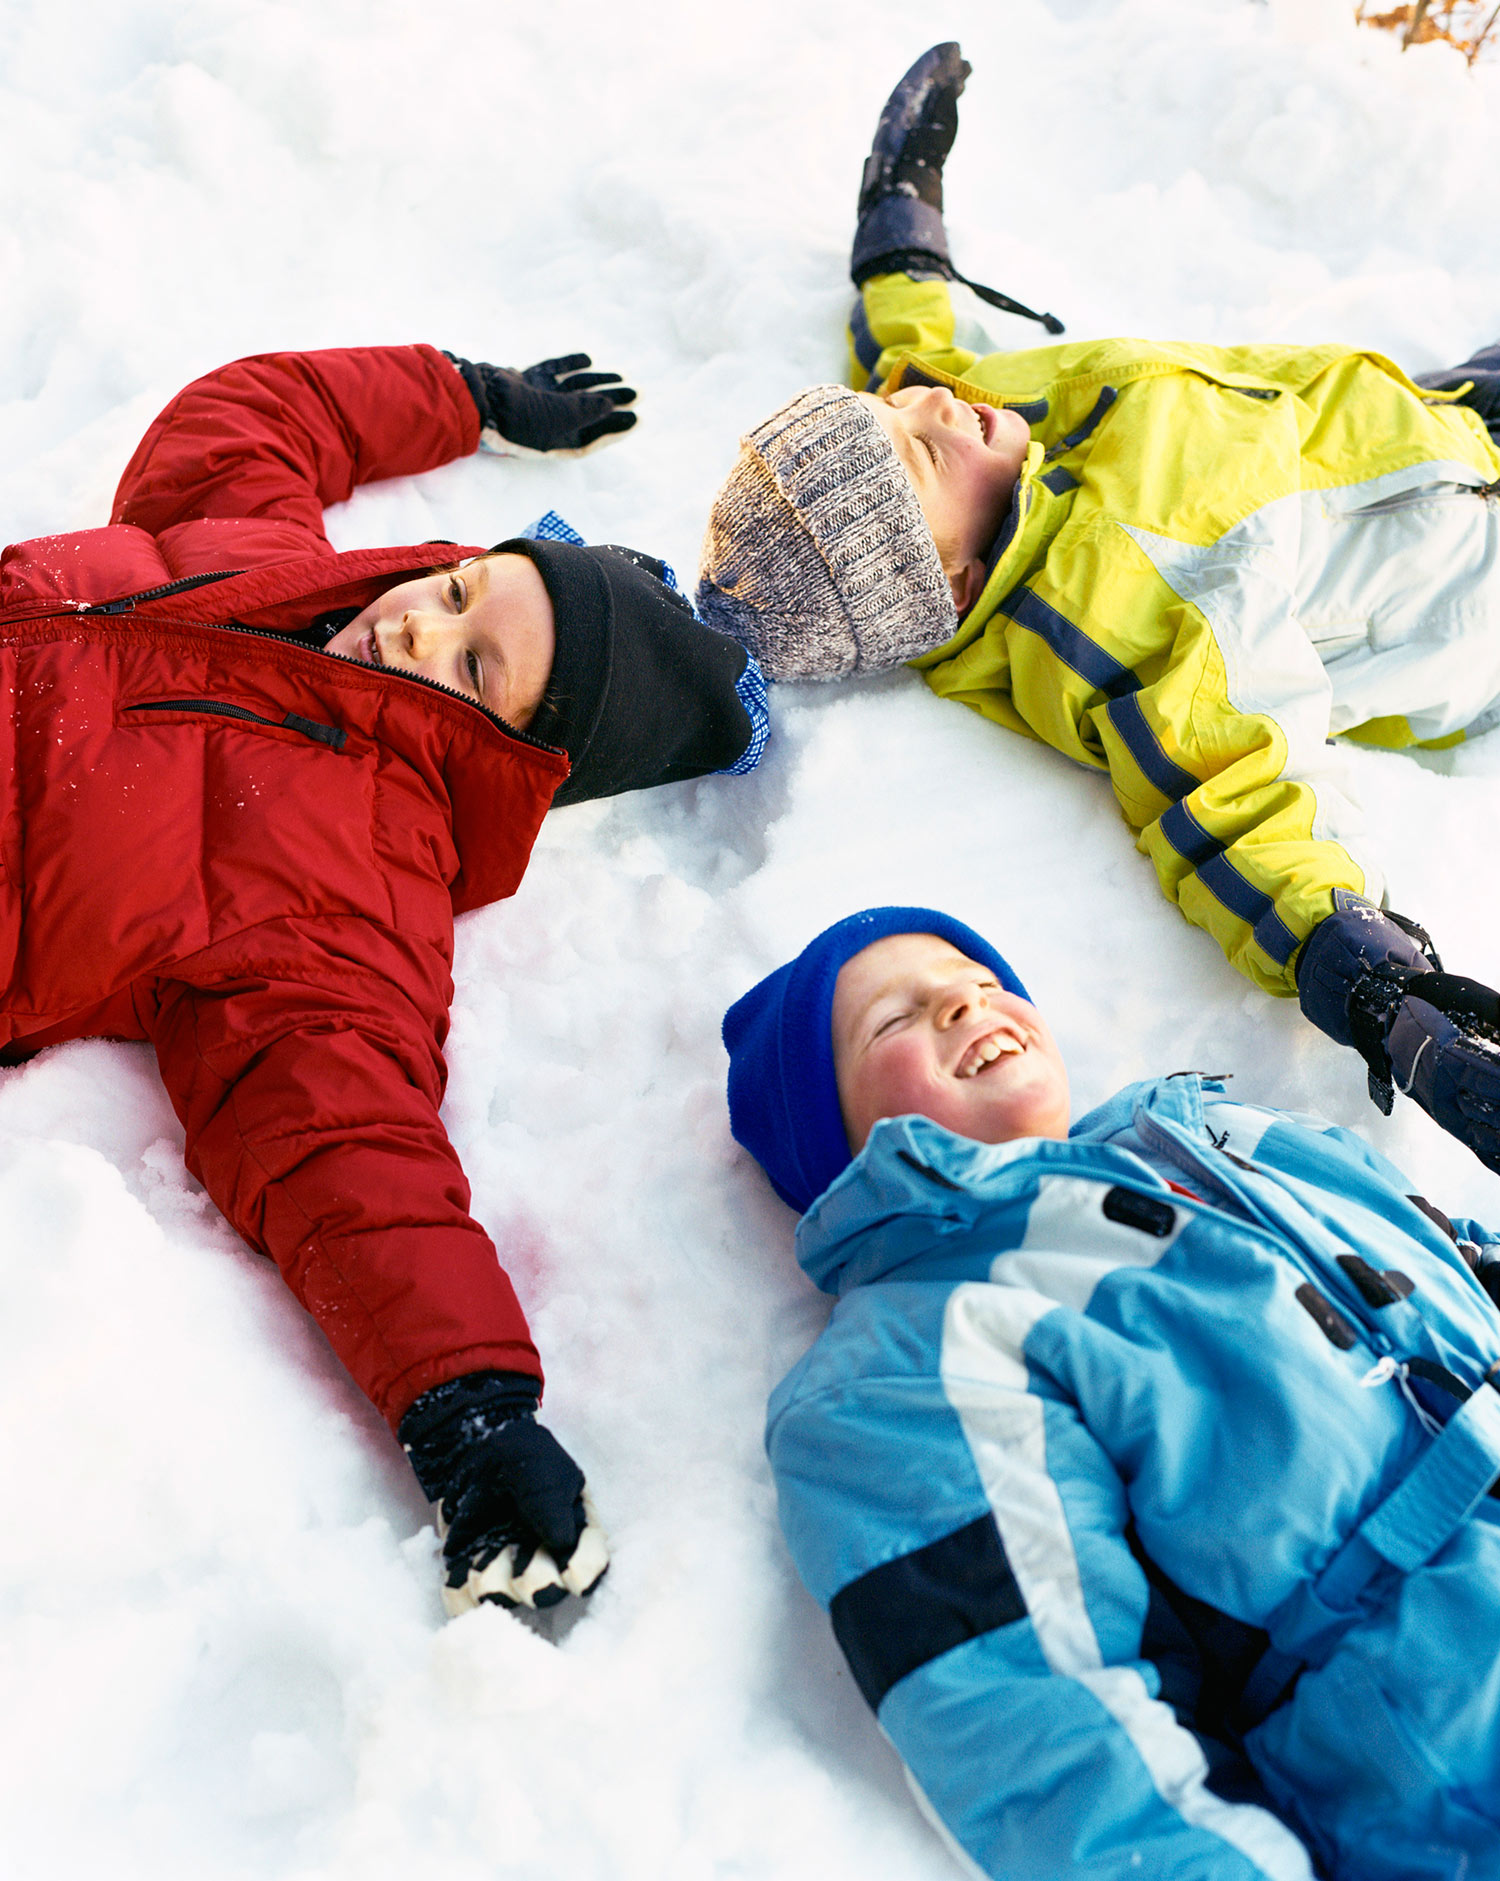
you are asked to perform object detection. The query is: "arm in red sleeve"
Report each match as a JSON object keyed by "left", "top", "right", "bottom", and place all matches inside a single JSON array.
[
  {"left": 112, "top": 344, "right": 480, "bottom": 549},
  {"left": 146, "top": 916, "right": 538, "bottom": 1430}
]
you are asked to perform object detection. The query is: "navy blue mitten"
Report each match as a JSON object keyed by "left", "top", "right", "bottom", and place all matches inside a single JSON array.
[
  {"left": 1298, "top": 901, "right": 1500, "bottom": 1174},
  {"left": 400, "top": 1371, "right": 609, "bottom": 1616},
  {"left": 444, "top": 352, "right": 637, "bottom": 457},
  {"left": 851, "top": 43, "right": 1063, "bottom": 334}
]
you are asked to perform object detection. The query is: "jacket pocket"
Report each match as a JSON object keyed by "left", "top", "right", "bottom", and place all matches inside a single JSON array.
[{"left": 121, "top": 698, "right": 346, "bottom": 750}]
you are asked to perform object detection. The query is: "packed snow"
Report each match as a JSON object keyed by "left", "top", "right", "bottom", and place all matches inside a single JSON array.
[{"left": 4, "top": 1, "right": 1500, "bottom": 1876}]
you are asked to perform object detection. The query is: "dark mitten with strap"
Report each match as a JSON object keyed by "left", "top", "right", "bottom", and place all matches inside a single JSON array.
[
  {"left": 444, "top": 352, "right": 637, "bottom": 457},
  {"left": 400, "top": 1370, "right": 609, "bottom": 1616},
  {"left": 1297, "top": 901, "right": 1500, "bottom": 1174},
  {"left": 851, "top": 42, "right": 1063, "bottom": 335}
]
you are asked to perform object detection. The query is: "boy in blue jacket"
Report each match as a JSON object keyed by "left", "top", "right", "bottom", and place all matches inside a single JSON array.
[{"left": 724, "top": 907, "right": 1500, "bottom": 1881}]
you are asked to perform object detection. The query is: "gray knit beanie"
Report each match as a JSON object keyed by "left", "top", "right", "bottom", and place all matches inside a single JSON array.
[{"left": 694, "top": 385, "right": 959, "bottom": 681}]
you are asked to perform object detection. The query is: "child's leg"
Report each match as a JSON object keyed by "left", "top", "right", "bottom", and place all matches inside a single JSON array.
[{"left": 1247, "top": 1511, "right": 1500, "bottom": 1881}]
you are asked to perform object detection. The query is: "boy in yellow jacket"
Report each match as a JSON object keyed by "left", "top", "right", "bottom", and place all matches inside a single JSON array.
[{"left": 696, "top": 43, "right": 1500, "bottom": 1177}]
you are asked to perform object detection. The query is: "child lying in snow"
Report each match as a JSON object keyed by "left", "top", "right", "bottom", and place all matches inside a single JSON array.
[
  {"left": 723, "top": 906, "right": 1500, "bottom": 1881},
  {"left": 697, "top": 42, "right": 1500, "bottom": 1181},
  {"left": 0, "top": 342, "right": 766, "bottom": 1616}
]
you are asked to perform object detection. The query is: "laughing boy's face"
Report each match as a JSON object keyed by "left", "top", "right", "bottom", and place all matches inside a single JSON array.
[
  {"left": 831, "top": 932, "right": 1070, "bottom": 1154},
  {"left": 858, "top": 384, "right": 1031, "bottom": 614}
]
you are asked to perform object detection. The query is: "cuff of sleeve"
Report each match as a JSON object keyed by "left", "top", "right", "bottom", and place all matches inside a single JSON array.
[{"left": 851, "top": 196, "right": 951, "bottom": 282}]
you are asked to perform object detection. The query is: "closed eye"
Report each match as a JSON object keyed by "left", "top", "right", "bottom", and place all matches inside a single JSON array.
[
  {"left": 917, "top": 433, "right": 940, "bottom": 467},
  {"left": 871, "top": 1009, "right": 910, "bottom": 1040}
]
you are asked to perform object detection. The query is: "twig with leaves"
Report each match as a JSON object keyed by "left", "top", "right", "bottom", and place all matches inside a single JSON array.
[{"left": 1356, "top": 0, "right": 1500, "bottom": 59}]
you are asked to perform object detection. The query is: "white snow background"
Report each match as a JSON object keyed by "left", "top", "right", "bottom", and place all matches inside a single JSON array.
[{"left": 3, "top": 0, "right": 1500, "bottom": 1875}]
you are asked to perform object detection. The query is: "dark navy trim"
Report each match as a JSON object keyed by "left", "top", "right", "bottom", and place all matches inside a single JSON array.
[
  {"left": 1159, "top": 802, "right": 1300, "bottom": 965},
  {"left": 1200, "top": 856, "right": 1300, "bottom": 965},
  {"left": 999, "top": 587, "right": 1136, "bottom": 699},
  {"left": 1044, "top": 385, "right": 1118, "bottom": 463},
  {"left": 1040, "top": 466, "right": 1079, "bottom": 496},
  {"left": 1006, "top": 397, "right": 1050, "bottom": 426},
  {"left": 1106, "top": 694, "right": 1200, "bottom": 800},
  {"left": 849, "top": 294, "right": 881, "bottom": 376},
  {"left": 829, "top": 1515, "right": 1027, "bottom": 1712},
  {"left": 975, "top": 497, "right": 1023, "bottom": 596},
  {"left": 998, "top": 611, "right": 1297, "bottom": 966},
  {"left": 1160, "top": 799, "right": 1219, "bottom": 867}
]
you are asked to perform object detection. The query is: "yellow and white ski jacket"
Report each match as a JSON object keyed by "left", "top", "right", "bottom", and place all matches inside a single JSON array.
[{"left": 851, "top": 276, "right": 1500, "bottom": 995}]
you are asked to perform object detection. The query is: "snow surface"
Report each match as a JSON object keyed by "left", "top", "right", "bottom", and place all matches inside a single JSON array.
[{"left": 4, "top": 1, "right": 1500, "bottom": 1876}]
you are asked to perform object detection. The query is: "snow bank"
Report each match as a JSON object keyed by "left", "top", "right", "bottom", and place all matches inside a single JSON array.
[{"left": 3, "top": 1, "right": 1500, "bottom": 1875}]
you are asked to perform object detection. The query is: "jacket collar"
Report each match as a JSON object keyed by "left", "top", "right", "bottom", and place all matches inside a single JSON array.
[{"left": 794, "top": 1076, "right": 1210, "bottom": 1296}]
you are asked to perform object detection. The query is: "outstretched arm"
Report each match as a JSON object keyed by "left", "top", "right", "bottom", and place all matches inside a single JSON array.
[
  {"left": 146, "top": 915, "right": 608, "bottom": 1612},
  {"left": 113, "top": 344, "right": 482, "bottom": 544},
  {"left": 111, "top": 343, "right": 638, "bottom": 548},
  {"left": 847, "top": 42, "right": 1061, "bottom": 392}
]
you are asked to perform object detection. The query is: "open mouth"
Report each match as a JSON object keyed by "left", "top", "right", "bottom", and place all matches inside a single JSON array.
[{"left": 955, "top": 1028, "right": 1026, "bottom": 1079}]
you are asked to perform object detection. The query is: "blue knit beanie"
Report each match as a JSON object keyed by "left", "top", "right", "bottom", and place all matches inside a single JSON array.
[{"left": 722, "top": 906, "right": 1030, "bottom": 1214}]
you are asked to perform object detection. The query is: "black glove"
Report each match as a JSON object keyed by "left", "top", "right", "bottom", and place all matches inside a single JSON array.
[
  {"left": 851, "top": 43, "right": 1063, "bottom": 335},
  {"left": 1297, "top": 900, "right": 1500, "bottom": 1174},
  {"left": 400, "top": 1370, "right": 609, "bottom": 1616},
  {"left": 444, "top": 351, "right": 637, "bottom": 457}
]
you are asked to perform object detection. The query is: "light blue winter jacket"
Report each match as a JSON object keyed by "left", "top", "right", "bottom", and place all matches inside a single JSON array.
[{"left": 767, "top": 1076, "right": 1500, "bottom": 1881}]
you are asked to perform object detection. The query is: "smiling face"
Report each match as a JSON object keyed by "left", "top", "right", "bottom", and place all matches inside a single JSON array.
[
  {"left": 859, "top": 385, "right": 1031, "bottom": 616},
  {"left": 831, "top": 932, "right": 1070, "bottom": 1155},
  {"left": 324, "top": 551, "right": 556, "bottom": 730}
]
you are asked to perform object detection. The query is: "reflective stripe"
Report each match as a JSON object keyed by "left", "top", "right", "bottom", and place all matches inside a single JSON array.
[
  {"left": 1107, "top": 692, "right": 1199, "bottom": 800},
  {"left": 1198, "top": 857, "right": 1300, "bottom": 967},
  {"left": 849, "top": 293, "right": 882, "bottom": 378},
  {"left": 1160, "top": 799, "right": 1220, "bottom": 867},
  {"left": 1000, "top": 586, "right": 1136, "bottom": 698},
  {"left": 1160, "top": 804, "right": 1300, "bottom": 966},
  {"left": 1003, "top": 587, "right": 1302, "bottom": 966}
]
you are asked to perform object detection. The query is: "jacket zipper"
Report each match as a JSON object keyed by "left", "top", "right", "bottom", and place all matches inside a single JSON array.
[
  {"left": 80, "top": 569, "right": 247, "bottom": 615},
  {"left": 123, "top": 697, "right": 346, "bottom": 749},
  {"left": 1135, "top": 1106, "right": 1407, "bottom": 1359},
  {"left": 14, "top": 571, "right": 563, "bottom": 758}
]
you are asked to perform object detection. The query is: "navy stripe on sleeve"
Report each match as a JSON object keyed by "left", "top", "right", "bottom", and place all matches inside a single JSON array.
[
  {"left": 829, "top": 1515, "right": 1027, "bottom": 1711},
  {"left": 1106, "top": 692, "right": 1200, "bottom": 800},
  {"left": 849, "top": 294, "right": 882, "bottom": 379},
  {"left": 1160, "top": 803, "right": 1298, "bottom": 965},
  {"left": 1160, "top": 798, "right": 1219, "bottom": 867},
  {"left": 999, "top": 596, "right": 1300, "bottom": 965},
  {"left": 999, "top": 586, "right": 1137, "bottom": 699}
]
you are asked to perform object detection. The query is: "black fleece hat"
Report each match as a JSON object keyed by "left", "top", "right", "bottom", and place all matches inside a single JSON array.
[{"left": 496, "top": 537, "right": 756, "bottom": 807}]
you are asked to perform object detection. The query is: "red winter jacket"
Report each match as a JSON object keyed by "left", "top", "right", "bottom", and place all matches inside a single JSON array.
[{"left": 0, "top": 344, "right": 570, "bottom": 1427}]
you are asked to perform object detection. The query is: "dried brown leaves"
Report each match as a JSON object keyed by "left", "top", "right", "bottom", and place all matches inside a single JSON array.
[{"left": 1355, "top": 0, "right": 1500, "bottom": 59}]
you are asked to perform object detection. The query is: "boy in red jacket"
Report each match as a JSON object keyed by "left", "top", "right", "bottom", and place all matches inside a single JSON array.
[{"left": 0, "top": 341, "right": 767, "bottom": 1616}]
